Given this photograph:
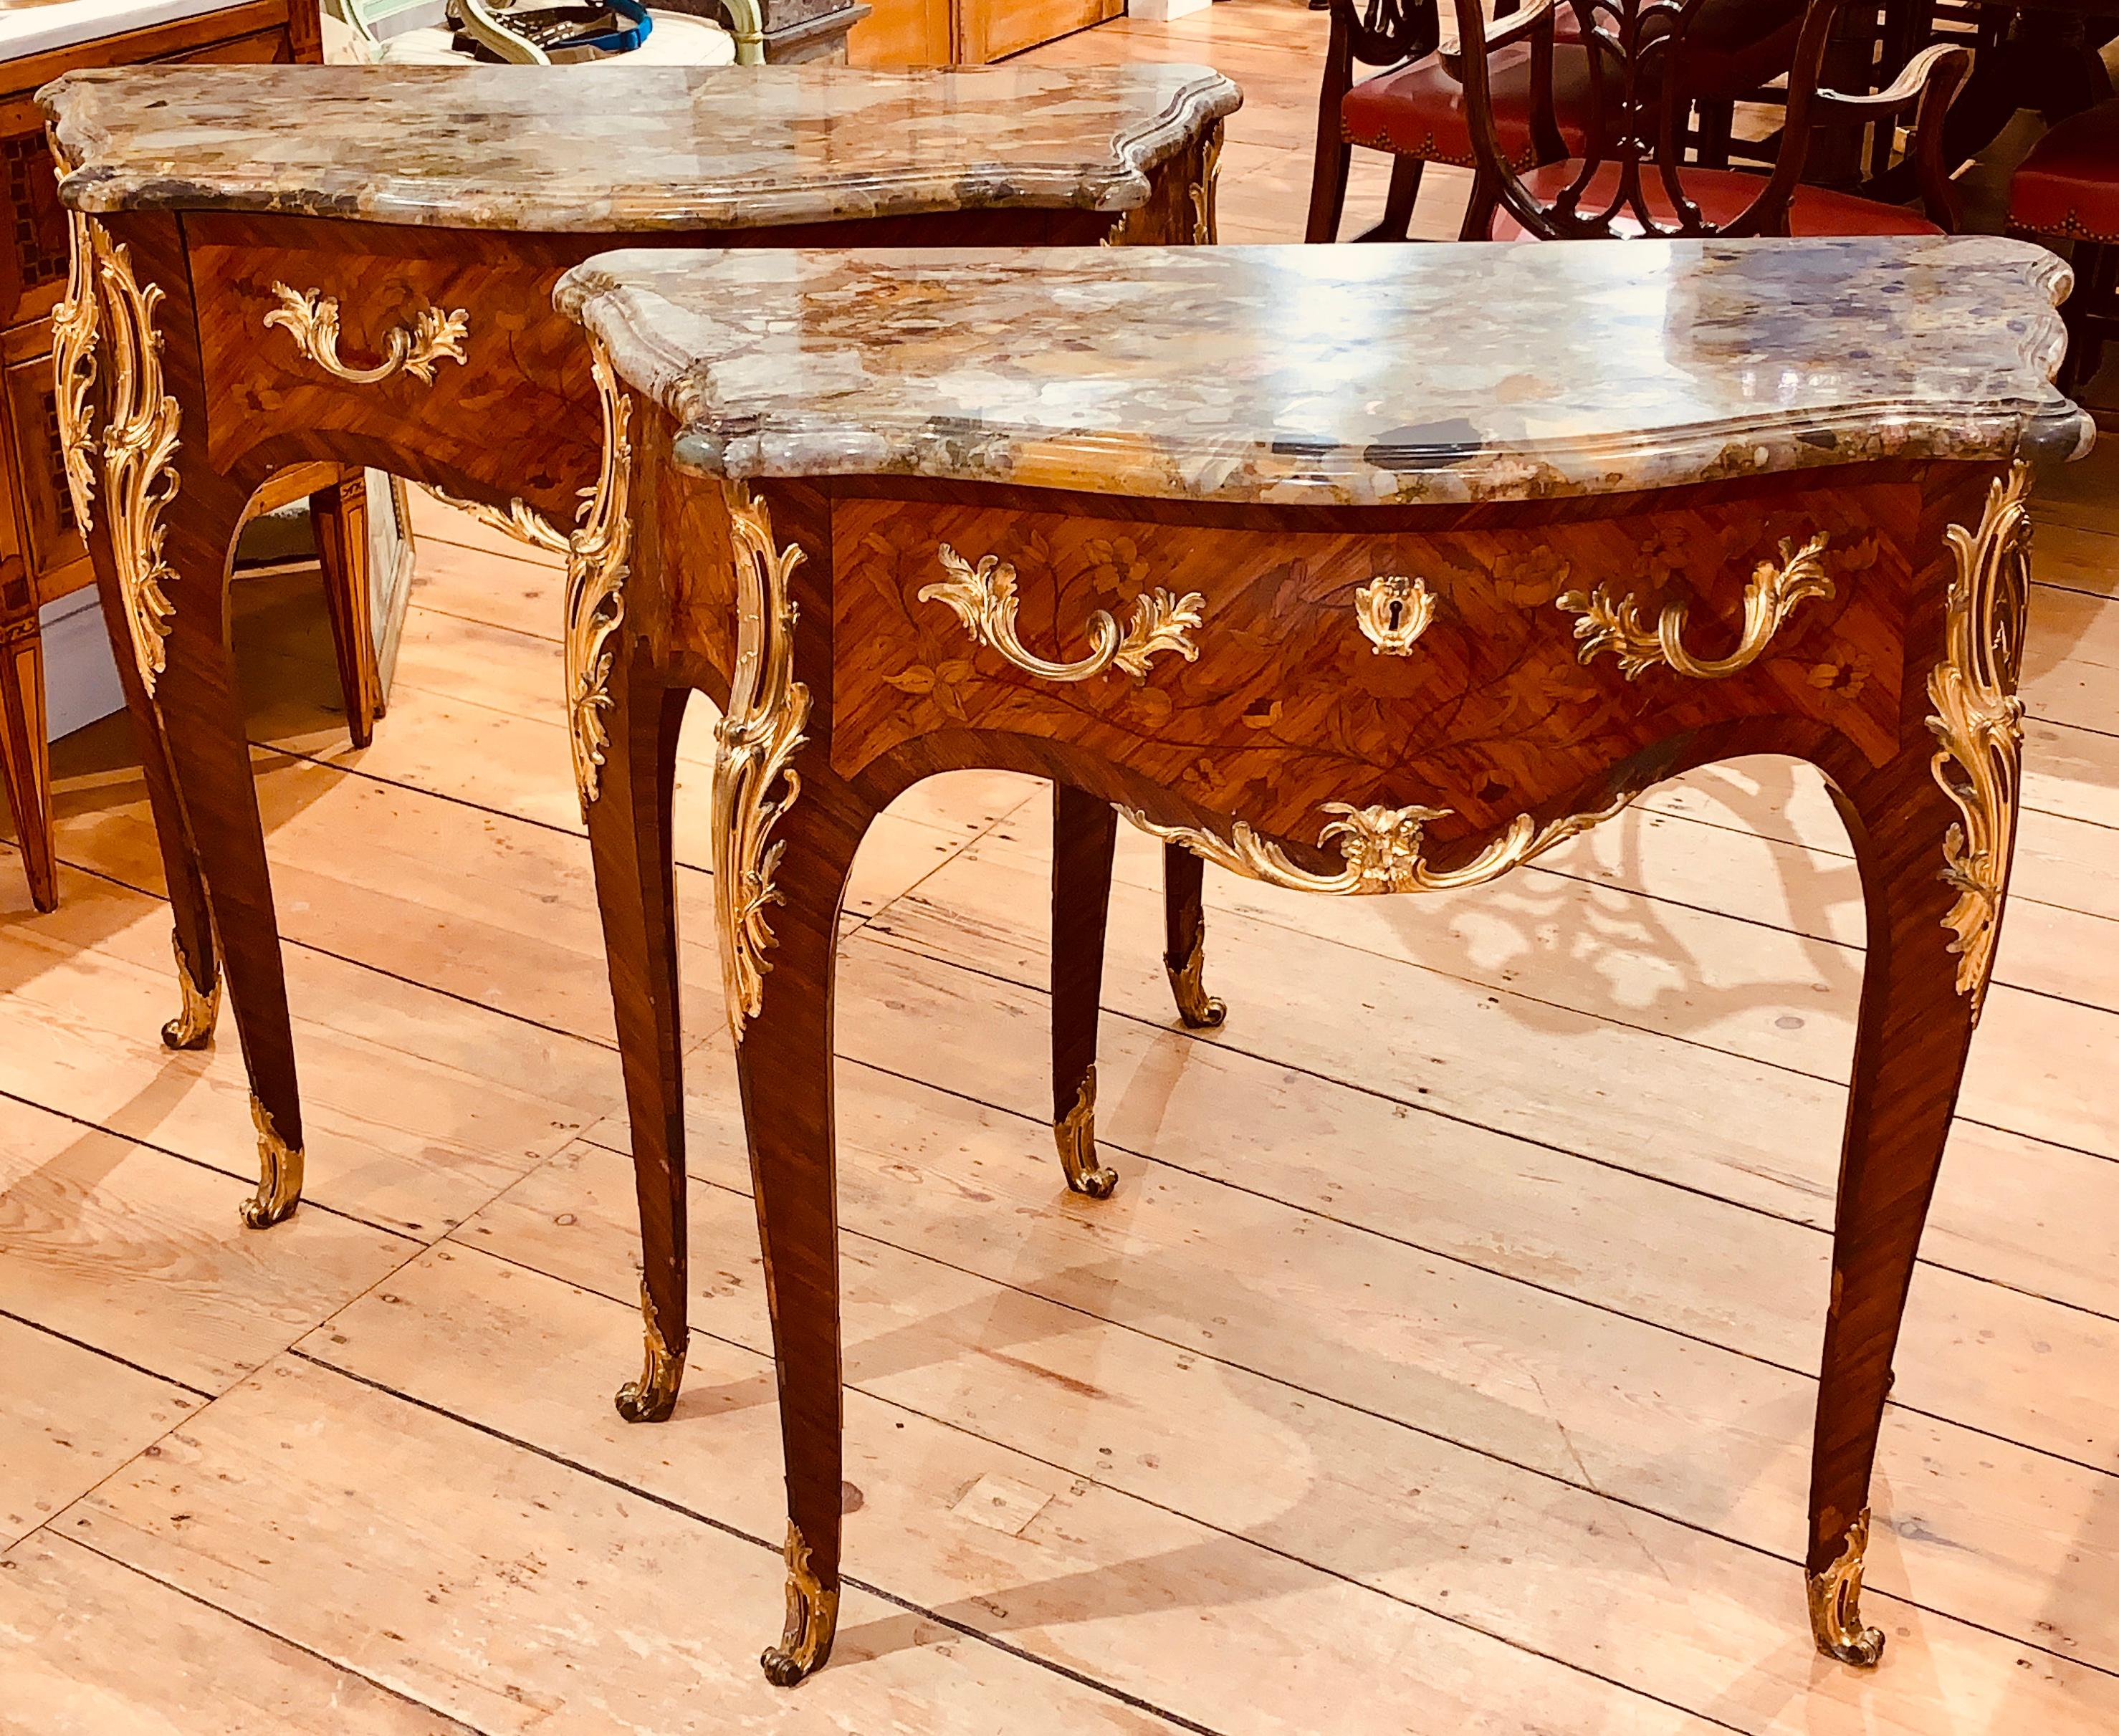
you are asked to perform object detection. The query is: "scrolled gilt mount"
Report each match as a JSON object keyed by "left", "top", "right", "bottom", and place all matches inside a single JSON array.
[
  {"left": 922, "top": 546, "right": 1205, "bottom": 683},
  {"left": 1807, "top": 1509, "right": 1885, "bottom": 1666},
  {"left": 242, "top": 1097, "right": 304, "bottom": 1229},
  {"left": 52, "top": 208, "right": 99, "bottom": 535},
  {"left": 420, "top": 482, "right": 569, "bottom": 557},
  {"left": 761, "top": 1522, "right": 839, "bottom": 1686},
  {"left": 93, "top": 224, "right": 183, "bottom": 697},
  {"left": 264, "top": 282, "right": 470, "bottom": 387},
  {"left": 1559, "top": 532, "right": 1833, "bottom": 680},
  {"left": 1128, "top": 787, "right": 1635, "bottom": 898},
  {"left": 714, "top": 479, "right": 811, "bottom": 1046},
  {"left": 1928, "top": 461, "right": 2031, "bottom": 1027},
  {"left": 613, "top": 1280, "right": 687, "bottom": 1424},
  {"left": 1354, "top": 574, "right": 1435, "bottom": 655},
  {"left": 565, "top": 337, "right": 634, "bottom": 814},
  {"left": 1190, "top": 121, "right": 1223, "bottom": 245}
]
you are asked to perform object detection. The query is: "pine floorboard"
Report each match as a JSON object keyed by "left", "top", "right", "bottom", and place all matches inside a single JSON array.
[{"left": 4, "top": 2, "right": 2119, "bottom": 1728}]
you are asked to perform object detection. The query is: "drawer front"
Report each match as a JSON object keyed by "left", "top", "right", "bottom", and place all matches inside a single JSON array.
[
  {"left": 175, "top": 28, "right": 292, "bottom": 64},
  {"left": 829, "top": 483, "right": 1915, "bottom": 841},
  {"left": 188, "top": 220, "right": 601, "bottom": 514}
]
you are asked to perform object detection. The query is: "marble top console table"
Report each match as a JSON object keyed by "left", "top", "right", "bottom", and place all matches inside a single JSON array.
[
  {"left": 555, "top": 234, "right": 2088, "bottom": 1686},
  {"left": 39, "top": 61, "right": 1237, "bottom": 1306}
]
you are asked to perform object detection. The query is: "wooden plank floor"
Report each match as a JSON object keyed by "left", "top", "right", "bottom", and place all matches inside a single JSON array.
[{"left": 6, "top": 4, "right": 2119, "bottom": 1728}]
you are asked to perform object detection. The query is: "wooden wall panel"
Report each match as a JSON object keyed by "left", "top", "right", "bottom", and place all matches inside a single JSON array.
[{"left": 847, "top": 0, "right": 952, "bottom": 64}]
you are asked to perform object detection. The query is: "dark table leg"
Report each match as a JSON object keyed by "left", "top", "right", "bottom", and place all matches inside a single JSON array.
[
  {"left": 1051, "top": 782, "right": 1119, "bottom": 1197},
  {"left": 90, "top": 214, "right": 304, "bottom": 1227},
  {"left": 65, "top": 216, "right": 222, "bottom": 1045},
  {"left": 89, "top": 567, "right": 224, "bottom": 1054},
  {"left": 585, "top": 633, "right": 693, "bottom": 1424},
  {"left": 1162, "top": 840, "right": 1226, "bottom": 1030},
  {"left": 732, "top": 761, "right": 874, "bottom": 1689},
  {"left": 1803, "top": 468, "right": 2025, "bottom": 1665}
]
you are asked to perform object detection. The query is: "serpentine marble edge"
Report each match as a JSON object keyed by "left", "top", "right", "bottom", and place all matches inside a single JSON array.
[
  {"left": 40, "top": 62, "right": 1240, "bottom": 231},
  {"left": 554, "top": 238, "right": 2095, "bottom": 505}
]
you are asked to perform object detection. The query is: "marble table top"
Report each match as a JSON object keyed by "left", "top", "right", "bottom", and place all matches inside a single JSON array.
[
  {"left": 42, "top": 62, "right": 1240, "bottom": 231},
  {"left": 555, "top": 237, "right": 2094, "bottom": 506}
]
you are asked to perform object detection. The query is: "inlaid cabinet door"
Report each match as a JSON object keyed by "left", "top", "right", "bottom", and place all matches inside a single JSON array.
[
  {"left": 0, "top": 123, "right": 68, "bottom": 333},
  {"left": 4, "top": 353, "right": 86, "bottom": 595}
]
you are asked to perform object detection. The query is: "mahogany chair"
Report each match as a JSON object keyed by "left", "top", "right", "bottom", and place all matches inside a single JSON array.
[
  {"left": 1306, "top": 0, "right": 1809, "bottom": 242},
  {"left": 2007, "top": 98, "right": 2119, "bottom": 398},
  {"left": 1306, "top": 0, "right": 1445, "bottom": 243},
  {"left": 1453, "top": 0, "right": 1969, "bottom": 240}
]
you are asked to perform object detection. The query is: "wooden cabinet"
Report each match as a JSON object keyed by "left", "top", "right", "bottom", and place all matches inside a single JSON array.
[
  {"left": 850, "top": 0, "right": 1120, "bottom": 65},
  {"left": 1, "top": 0, "right": 336, "bottom": 911},
  {"left": 961, "top": 0, "right": 1121, "bottom": 60},
  {"left": 848, "top": 0, "right": 950, "bottom": 63}
]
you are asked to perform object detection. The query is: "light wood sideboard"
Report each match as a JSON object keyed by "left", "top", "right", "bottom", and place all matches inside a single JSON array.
[{"left": 851, "top": 0, "right": 1122, "bottom": 67}]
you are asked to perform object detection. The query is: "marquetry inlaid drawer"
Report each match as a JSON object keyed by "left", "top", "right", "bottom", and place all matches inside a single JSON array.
[
  {"left": 828, "top": 479, "right": 1922, "bottom": 840},
  {"left": 186, "top": 217, "right": 601, "bottom": 511}
]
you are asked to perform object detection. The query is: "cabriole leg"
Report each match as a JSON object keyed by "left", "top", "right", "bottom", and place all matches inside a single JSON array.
[
  {"left": 1051, "top": 784, "right": 1118, "bottom": 1198},
  {"left": 1807, "top": 762, "right": 1982, "bottom": 1664},
  {"left": 94, "top": 567, "right": 221, "bottom": 1053},
  {"left": 730, "top": 775, "right": 870, "bottom": 1688},
  {"left": 64, "top": 216, "right": 220, "bottom": 1043},
  {"left": 87, "top": 218, "right": 285, "bottom": 1214},
  {"left": 154, "top": 494, "right": 307, "bottom": 1227},
  {"left": 585, "top": 636, "right": 692, "bottom": 1423},
  {"left": 1807, "top": 465, "right": 2027, "bottom": 1664}
]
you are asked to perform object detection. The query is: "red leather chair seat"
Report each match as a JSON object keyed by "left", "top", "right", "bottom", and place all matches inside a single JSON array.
[
  {"left": 1342, "top": 45, "right": 1592, "bottom": 171},
  {"left": 2009, "top": 99, "right": 2119, "bottom": 241},
  {"left": 1488, "top": 160, "right": 1944, "bottom": 237},
  {"left": 1341, "top": 0, "right": 1804, "bottom": 172}
]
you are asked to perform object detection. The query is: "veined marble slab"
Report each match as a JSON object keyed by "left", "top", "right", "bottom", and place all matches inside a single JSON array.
[
  {"left": 555, "top": 238, "right": 2095, "bottom": 506},
  {"left": 1, "top": 0, "right": 239, "bottom": 64},
  {"left": 42, "top": 61, "right": 1240, "bottom": 230}
]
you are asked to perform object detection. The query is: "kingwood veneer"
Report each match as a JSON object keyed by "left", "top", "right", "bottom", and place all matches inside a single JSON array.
[
  {"left": 37, "top": 60, "right": 1238, "bottom": 1406},
  {"left": 554, "top": 235, "right": 2088, "bottom": 1687}
]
